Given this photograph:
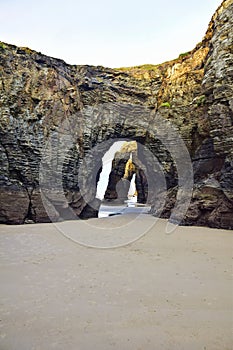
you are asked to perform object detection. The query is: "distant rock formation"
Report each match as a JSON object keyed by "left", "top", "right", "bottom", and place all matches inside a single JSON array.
[
  {"left": 0, "top": 0, "right": 232, "bottom": 228},
  {"left": 104, "top": 141, "right": 148, "bottom": 204}
]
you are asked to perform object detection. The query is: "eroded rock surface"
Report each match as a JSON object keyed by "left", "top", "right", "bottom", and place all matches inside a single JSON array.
[{"left": 0, "top": 0, "right": 232, "bottom": 228}]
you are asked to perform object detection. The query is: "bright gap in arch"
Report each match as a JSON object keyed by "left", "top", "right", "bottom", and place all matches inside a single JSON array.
[
  {"left": 96, "top": 141, "right": 137, "bottom": 201},
  {"left": 96, "top": 141, "right": 125, "bottom": 200}
]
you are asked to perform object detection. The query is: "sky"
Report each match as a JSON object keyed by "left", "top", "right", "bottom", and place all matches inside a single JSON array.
[{"left": 0, "top": 0, "right": 221, "bottom": 67}]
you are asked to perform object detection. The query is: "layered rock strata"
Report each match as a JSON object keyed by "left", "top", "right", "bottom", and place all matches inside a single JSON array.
[{"left": 0, "top": 0, "right": 232, "bottom": 228}]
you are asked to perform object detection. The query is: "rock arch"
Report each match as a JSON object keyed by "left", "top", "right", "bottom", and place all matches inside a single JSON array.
[{"left": 0, "top": 0, "right": 233, "bottom": 228}]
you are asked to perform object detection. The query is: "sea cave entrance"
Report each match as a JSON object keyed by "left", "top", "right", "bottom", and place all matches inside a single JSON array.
[{"left": 96, "top": 140, "right": 150, "bottom": 218}]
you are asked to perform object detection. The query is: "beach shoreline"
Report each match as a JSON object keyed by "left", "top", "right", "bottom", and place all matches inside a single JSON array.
[{"left": 0, "top": 215, "right": 232, "bottom": 349}]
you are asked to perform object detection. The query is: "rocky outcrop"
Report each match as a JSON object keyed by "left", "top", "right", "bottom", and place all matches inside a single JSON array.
[{"left": 0, "top": 0, "right": 232, "bottom": 228}]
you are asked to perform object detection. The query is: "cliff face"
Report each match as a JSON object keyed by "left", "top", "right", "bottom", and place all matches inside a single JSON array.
[{"left": 0, "top": 0, "right": 232, "bottom": 227}]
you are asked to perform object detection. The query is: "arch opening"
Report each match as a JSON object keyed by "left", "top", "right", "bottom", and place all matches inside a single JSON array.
[{"left": 97, "top": 140, "right": 150, "bottom": 218}]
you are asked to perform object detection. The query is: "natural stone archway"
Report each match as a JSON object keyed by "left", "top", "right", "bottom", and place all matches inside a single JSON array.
[
  {"left": 0, "top": 0, "right": 232, "bottom": 228},
  {"left": 38, "top": 106, "right": 184, "bottom": 226}
]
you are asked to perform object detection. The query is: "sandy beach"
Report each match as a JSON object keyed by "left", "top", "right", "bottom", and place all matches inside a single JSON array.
[{"left": 0, "top": 214, "right": 232, "bottom": 350}]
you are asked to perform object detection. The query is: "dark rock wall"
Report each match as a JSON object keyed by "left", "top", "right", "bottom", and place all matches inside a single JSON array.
[{"left": 0, "top": 0, "right": 232, "bottom": 228}]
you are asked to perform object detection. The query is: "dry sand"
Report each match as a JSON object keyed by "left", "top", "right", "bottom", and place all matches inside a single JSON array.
[{"left": 0, "top": 214, "right": 232, "bottom": 350}]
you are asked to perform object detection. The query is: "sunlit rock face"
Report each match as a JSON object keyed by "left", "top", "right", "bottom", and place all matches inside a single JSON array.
[{"left": 0, "top": 0, "right": 232, "bottom": 228}]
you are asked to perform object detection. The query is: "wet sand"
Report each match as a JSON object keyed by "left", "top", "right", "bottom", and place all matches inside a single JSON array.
[{"left": 0, "top": 215, "right": 232, "bottom": 350}]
